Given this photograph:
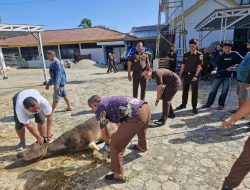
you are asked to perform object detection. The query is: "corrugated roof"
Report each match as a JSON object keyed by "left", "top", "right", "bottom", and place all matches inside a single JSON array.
[{"left": 0, "top": 27, "right": 135, "bottom": 47}]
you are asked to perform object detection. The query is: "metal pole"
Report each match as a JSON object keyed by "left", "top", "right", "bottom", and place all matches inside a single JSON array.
[
  {"left": 156, "top": 0, "right": 162, "bottom": 58},
  {"left": 223, "top": 17, "right": 227, "bottom": 42},
  {"left": 38, "top": 32, "right": 47, "bottom": 84},
  {"left": 219, "top": 17, "right": 224, "bottom": 43},
  {"left": 57, "top": 44, "right": 62, "bottom": 60}
]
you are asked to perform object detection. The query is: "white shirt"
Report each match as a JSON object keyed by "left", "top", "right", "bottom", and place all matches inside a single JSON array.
[{"left": 15, "top": 89, "right": 52, "bottom": 124}]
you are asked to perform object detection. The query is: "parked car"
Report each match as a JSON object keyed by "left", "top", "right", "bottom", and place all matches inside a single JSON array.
[{"left": 120, "top": 47, "right": 154, "bottom": 70}]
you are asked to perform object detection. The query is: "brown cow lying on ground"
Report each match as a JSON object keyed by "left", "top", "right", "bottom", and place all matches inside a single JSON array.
[{"left": 17, "top": 116, "right": 117, "bottom": 161}]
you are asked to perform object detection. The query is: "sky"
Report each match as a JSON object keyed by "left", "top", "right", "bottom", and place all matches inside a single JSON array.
[{"left": 0, "top": 0, "right": 196, "bottom": 33}]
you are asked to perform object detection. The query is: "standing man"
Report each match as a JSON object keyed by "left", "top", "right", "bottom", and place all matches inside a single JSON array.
[
  {"left": 142, "top": 68, "right": 181, "bottom": 125},
  {"left": 166, "top": 44, "right": 178, "bottom": 73},
  {"left": 13, "top": 89, "right": 53, "bottom": 151},
  {"left": 176, "top": 39, "right": 203, "bottom": 114},
  {"left": 0, "top": 48, "right": 8, "bottom": 79},
  {"left": 201, "top": 41, "right": 243, "bottom": 110},
  {"left": 227, "top": 39, "right": 250, "bottom": 112},
  {"left": 221, "top": 99, "right": 250, "bottom": 190},
  {"left": 46, "top": 50, "right": 72, "bottom": 112},
  {"left": 107, "top": 52, "right": 118, "bottom": 73},
  {"left": 201, "top": 48, "right": 212, "bottom": 81},
  {"left": 127, "top": 41, "right": 151, "bottom": 100},
  {"left": 88, "top": 95, "right": 151, "bottom": 183}
]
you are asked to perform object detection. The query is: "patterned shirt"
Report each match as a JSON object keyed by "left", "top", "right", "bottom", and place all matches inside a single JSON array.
[{"left": 95, "top": 96, "right": 144, "bottom": 129}]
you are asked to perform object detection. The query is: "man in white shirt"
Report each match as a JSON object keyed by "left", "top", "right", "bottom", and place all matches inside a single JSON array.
[{"left": 13, "top": 89, "right": 53, "bottom": 151}]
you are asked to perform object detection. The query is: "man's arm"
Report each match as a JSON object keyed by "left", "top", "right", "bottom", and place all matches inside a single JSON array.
[
  {"left": 46, "top": 113, "right": 53, "bottom": 139},
  {"left": 25, "top": 123, "right": 44, "bottom": 145},
  {"left": 221, "top": 100, "right": 250, "bottom": 128},
  {"left": 156, "top": 84, "right": 163, "bottom": 101},
  {"left": 101, "top": 127, "right": 110, "bottom": 145},
  {"left": 127, "top": 60, "right": 132, "bottom": 81},
  {"left": 54, "top": 63, "right": 62, "bottom": 89}
]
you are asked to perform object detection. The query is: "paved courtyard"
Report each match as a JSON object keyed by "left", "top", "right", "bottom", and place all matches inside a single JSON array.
[{"left": 0, "top": 60, "right": 250, "bottom": 190}]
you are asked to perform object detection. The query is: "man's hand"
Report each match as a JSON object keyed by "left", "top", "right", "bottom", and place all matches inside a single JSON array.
[
  {"left": 245, "top": 84, "right": 250, "bottom": 90},
  {"left": 128, "top": 74, "right": 132, "bottom": 81},
  {"left": 37, "top": 136, "right": 44, "bottom": 146},
  {"left": 47, "top": 131, "right": 53, "bottom": 141},
  {"left": 45, "top": 84, "right": 50, "bottom": 90},
  {"left": 211, "top": 70, "right": 217, "bottom": 75},
  {"left": 155, "top": 101, "right": 159, "bottom": 107},
  {"left": 221, "top": 117, "right": 235, "bottom": 129},
  {"left": 192, "top": 76, "right": 198, "bottom": 82}
]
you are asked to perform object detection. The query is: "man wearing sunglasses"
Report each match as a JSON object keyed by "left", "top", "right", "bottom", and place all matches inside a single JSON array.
[
  {"left": 13, "top": 89, "right": 53, "bottom": 151},
  {"left": 176, "top": 39, "right": 202, "bottom": 114}
]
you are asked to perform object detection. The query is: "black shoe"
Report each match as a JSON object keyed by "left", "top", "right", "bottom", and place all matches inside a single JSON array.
[
  {"left": 168, "top": 113, "right": 175, "bottom": 119},
  {"left": 157, "top": 118, "right": 166, "bottom": 125},
  {"left": 201, "top": 104, "right": 210, "bottom": 109},
  {"left": 105, "top": 173, "right": 126, "bottom": 183},
  {"left": 192, "top": 108, "right": 198, "bottom": 114},
  {"left": 217, "top": 106, "right": 224, "bottom": 110},
  {"left": 221, "top": 183, "right": 233, "bottom": 190},
  {"left": 176, "top": 104, "right": 186, "bottom": 110},
  {"left": 157, "top": 118, "right": 163, "bottom": 123}
]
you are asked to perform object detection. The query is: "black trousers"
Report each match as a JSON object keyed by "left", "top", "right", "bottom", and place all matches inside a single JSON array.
[
  {"left": 182, "top": 74, "right": 198, "bottom": 109},
  {"left": 132, "top": 72, "right": 146, "bottom": 100}
]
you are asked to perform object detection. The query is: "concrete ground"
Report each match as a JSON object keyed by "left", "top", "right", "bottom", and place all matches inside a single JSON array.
[{"left": 0, "top": 60, "right": 250, "bottom": 190}]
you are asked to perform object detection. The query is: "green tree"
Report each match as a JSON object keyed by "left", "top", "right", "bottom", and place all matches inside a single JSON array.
[
  {"left": 78, "top": 18, "right": 92, "bottom": 28},
  {"left": 95, "top": 25, "right": 110, "bottom": 29}
]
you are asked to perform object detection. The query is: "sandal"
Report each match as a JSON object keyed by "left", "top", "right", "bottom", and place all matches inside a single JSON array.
[
  {"left": 105, "top": 173, "right": 126, "bottom": 183},
  {"left": 66, "top": 107, "right": 73, "bottom": 111},
  {"left": 128, "top": 144, "right": 146, "bottom": 152}
]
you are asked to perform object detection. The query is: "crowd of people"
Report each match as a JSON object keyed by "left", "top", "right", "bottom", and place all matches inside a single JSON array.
[{"left": 11, "top": 39, "right": 250, "bottom": 188}]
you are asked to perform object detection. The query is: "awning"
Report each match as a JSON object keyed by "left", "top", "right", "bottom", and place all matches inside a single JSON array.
[
  {"left": 0, "top": 23, "right": 47, "bottom": 83},
  {"left": 195, "top": 6, "right": 250, "bottom": 31},
  {"left": 0, "top": 24, "right": 43, "bottom": 39}
]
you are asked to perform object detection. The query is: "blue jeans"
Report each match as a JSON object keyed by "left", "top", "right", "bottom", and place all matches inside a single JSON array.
[{"left": 206, "top": 77, "right": 231, "bottom": 107}]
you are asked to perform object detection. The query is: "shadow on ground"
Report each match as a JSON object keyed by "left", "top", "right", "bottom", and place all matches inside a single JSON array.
[{"left": 169, "top": 124, "right": 250, "bottom": 145}]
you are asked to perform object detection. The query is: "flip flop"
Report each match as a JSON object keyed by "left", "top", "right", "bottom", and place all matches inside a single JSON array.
[
  {"left": 128, "top": 144, "right": 146, "bottom": 152},
  {"left": 66, "top": 107, "right": 73, "bottom": 111},
  {"left": 105, "top": 173, "right": 126, "bottom": 183}
]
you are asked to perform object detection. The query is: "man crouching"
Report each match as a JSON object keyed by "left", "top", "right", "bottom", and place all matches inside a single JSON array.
[
  {"left": 142, "top": 67, "right": 181, "bottom": 126},
  {"left": 13, "top": 89, "right": 53, "bottom": 151},
  {"left": 88, "top": 95, "right": 151, "bottom": 183}
]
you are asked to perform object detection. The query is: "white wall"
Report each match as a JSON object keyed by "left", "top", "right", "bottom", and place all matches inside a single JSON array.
[
  {"left": 26, "top": 60, "right": 51, "bottom": 68},
  {"left": 80, "top": 48, "right": 105, "bottom": 65},
  {"left": 176, "top": 0, "right": 236, "bottom": 48}
]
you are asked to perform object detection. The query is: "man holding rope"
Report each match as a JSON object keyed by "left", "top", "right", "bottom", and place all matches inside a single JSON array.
[
  {"left": 226, "top": 39, "right": 250, "bottom": 113},
  {"left": 221, "top": 99, "right": 250, "bottom": 190},
  {"left": 142, "top": 68, "right": 181, "bottom": 126},
  {"left": 201, "top": 41, "right": 242, "bottom": 110}
]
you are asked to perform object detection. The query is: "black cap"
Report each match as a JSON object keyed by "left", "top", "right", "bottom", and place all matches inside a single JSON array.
[
  {"left": 221, "top": 41, "right": 233, "bottom": 47},
  {"left": 189, "top": 38, "right": 198, "bottom": 45}
]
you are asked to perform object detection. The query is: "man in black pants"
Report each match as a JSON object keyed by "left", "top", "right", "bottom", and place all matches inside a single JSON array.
[
  {"left": 142, "top": 68, "right": 181, "bottom": 125},
  {"left": 176, "top": 39, "right": 202, "bottom": 114}
]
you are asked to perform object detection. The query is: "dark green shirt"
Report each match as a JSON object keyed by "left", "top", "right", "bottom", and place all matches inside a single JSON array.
[{"left": 182, "top": 51, "right": 203, "bottom": 73}]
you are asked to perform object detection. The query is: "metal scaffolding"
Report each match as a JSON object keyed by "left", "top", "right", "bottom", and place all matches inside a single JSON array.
[
  {"left": 0, "top": 23, "right": 47, "bottom": 83},
  {"left": 195, "top": 6, "right": 250, "bottom": 44},
  {"left": 155, "top": 0, "right": 186, "bottom": 58}
]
